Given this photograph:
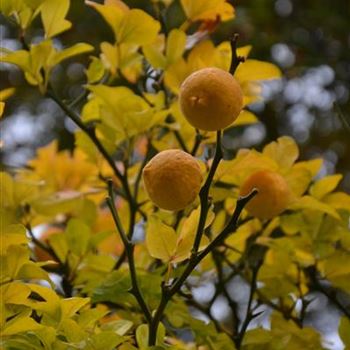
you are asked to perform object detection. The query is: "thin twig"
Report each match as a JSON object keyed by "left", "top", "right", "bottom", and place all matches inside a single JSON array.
[
  {"left": 236, "top": 264, "right": 261, "bottom": 348},
  {"left": 106, "top": 181, "right": 152, "bottom": 323},
  {"left": 229, "top": 34, "right": 246, "bottom": 75},
  {"left": 190, "top": 130, "right": 203, "bottom": 156},
  {"left": 211, "top": 249, "right": 240, "bottom": 338}
]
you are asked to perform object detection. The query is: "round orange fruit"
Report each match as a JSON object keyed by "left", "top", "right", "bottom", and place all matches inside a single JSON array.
[
  {"left": 179, "top": 67, "right": 243, "bottom": 131},
  {"left": 239, "top": 170, "right": 291, "bottom": 219},
  {"left": 142, "top": 149, "right": 202, "bottom": 211}
]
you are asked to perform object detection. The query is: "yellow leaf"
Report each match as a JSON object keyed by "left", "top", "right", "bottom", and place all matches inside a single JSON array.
[
  {"left": 309, "top": 174, "right": 343, "bottom": 200},
  {"left": 86, "top": 0, "right": 126, "bottom": 38},
  {"left": 52, "top": 43, "right": 94, "bottom": 66},
  {"left": 48, "top": 233, "right": 68, "bottom": 263},
  {"left": 288, "top": 195, "right": 340, "bottom": 220},
  {"left": 2, "top": 245, "right": 29, "bottom": 280},
  {"left": 294, "top": 158, "right": 323, "bottom": 178},
  {"left": 25, "top": 140, "right": 98, "bottom": 193},
  {"left": 1, "top": 50, "right": 30, "bottom": 75},
  {"left": 86, "top": 57, "right": 105, "bottom": 84},
  {"left": 0, "top": 102, "right": 4, "bottom": 117},
  {"left": 31, "top": 191, "right": 84, "bottom": 216},
  {"left": 323, "top": 192, "right": 350, "bottom": 212},
  {"left": 263, "top": 136, "right": 299, "bottom": 170},
  {"left": 61, "top": 297, "right": 90, "bottom": 318},
  {"left": 1, "top": 314, "right": 42, "bottom": 336},
  {"left": 88, "top": 85, "right": 153, "bottom": 140},
  {"left": 100, "top": 42, "right": 119, "bottom": 75},
  {"left": 25, "top": 284, "right": 61, "bottom": 319},
  {"left": 172, "top": 207, "right": 211, "bottom": 263},
  {"left": 146, "top": 215, "right": 177, "bottom": 262},
  {"left": 41, "top": 0, "right": 72, "bottom": 38},
  {"left": 235, "top": 59, "right": 282, "bottom": 82},
  {"left": 233, "top": 110, "right": 258, "bottom": 126},
  {"left": 226, "top": 219, "right": 261, "bottom": 263},
  {"left": 215, "top": 149, "right": 278, "bottom": 186},
  {"left": 166, "top": 29, "right": 187, "bottom": 66},
  {"left": 117, "top": 9, "right": 160, "bottom": 45},
  {"left": 284, "top": 167, "right": 313, "bottom": 198},
  {"left": 180, "top": 0, "right": 234, "bottom": 22},
  {"left": 0, "top": 87, "right": 16, "bottom": 101},
  {"left": 1, "top": 282, "right": 31, "bottom": 305},
  {"left": 143, "top": 34, "right": 166, "bottom": 69},
  {"left": 0, "top": 224, "right": 27, "bottom": 255}
]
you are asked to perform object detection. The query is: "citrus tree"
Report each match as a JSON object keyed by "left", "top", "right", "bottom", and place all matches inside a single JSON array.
[{"left": 1, "top": 1, "right": 350, "bottom": 349}]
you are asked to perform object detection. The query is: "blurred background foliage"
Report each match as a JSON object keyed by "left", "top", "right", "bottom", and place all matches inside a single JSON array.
[{"left": 1, "top": 0, "right": 349, "bottom": 191}]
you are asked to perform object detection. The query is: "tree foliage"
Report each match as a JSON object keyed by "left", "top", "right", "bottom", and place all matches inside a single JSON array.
[{"left": 1, "top": 1, "right": 350, "bottom": 349}]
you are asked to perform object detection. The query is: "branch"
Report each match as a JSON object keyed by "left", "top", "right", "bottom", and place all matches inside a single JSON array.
[
  {"left": 47, "top": 90, "right": 121, "bottom": 179},
  {"left": 236, "top": 264, "right": 261, "bottom": 348},
  {"left": 148, "top": 189, "right": 258, "bottom": 346},
  {"left": 229, "top": 34, "right": 246, "bottom": 75},
  {"left": 307, "top": 266, "right": 350, "bottom": 320},
  {"left": 106, "top": 182, "right": 152, "bottom": 323},
  {"left": 46, "top": 88, "right": 135, "bottom": 209},
  {"left": 192, "top": 130, "right": 223, "bottom": 254},
  {"left": 211, "top": 249, "right": 240, "bottom": 338},
  {"left": 190, "top": 129, "right": 203, "bottom": 156}
]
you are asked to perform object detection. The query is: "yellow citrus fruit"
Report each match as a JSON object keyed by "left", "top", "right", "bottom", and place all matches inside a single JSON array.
[
  {"left": 142, "top": 149, "right": 203, "bottom": 211},
  {"left": 239, "top": 170, "right": 291, "bottom": 219},
  {"left": 179, "top": 67, "right": 243, "bottom": 131}
]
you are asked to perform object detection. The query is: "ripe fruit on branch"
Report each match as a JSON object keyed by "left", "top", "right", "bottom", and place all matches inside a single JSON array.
[
  {"left": 142, "top": 149, "right": 202, "bottom": 211},
  {"left": 239, "top": 170, "right": 291, "bottom": 219},
  {"left": 179, "top": 67, "right": 243, "bottom": 131}
]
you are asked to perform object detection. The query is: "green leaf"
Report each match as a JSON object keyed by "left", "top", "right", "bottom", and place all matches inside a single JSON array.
[
  {"left": 136, "top": 323, "right": 165, "bottom": 349},
  {"left": 101, "top": 319, "right": 133, "bottom": 336},
  {"left": 65, "top": 218, "right": 91, "bottom": 256},
  {"left": 88, "top": 331, "right": 124, "bottom": 350},
  {"left": 146, "top": 215, "right": 177, "bottom": 262},
  {"left": 309, "top": 174, "right": 343, "bottom": 200},
  {"left": 41, "top": 0, "right": 72, "bottom": 38}
]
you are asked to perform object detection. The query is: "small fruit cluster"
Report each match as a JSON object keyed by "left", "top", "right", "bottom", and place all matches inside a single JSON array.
[{"left": 142, "top": 67, "right": 290, "bottom": 219}]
